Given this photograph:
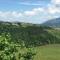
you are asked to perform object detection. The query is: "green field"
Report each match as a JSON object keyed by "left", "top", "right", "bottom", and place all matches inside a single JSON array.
[{"left": 34, "top": 44, "right": 60, "bottom": 60}]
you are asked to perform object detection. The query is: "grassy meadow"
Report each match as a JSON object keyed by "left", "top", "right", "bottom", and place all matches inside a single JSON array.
[{"left": 34, "top": 44, "right": 60, "bottom": 60}]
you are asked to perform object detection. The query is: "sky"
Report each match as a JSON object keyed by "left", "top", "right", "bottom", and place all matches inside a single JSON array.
[{"left": 0, "top": 0, "right": 60, "bottom": 24}]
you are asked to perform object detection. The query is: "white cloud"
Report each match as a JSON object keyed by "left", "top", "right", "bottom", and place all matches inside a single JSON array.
[
  {"left": 0, "top": 0, "right": 60, "bottom": 23},
  {"left": 47, "top": 6, "right": 60, "bottom": 14},
  {"left": 33, "top": 8, "right": 44, "bottom": 12},
  {"left": 19, "top": 2, "right": 41, "bottom": 6},
  {"left": 0, "top": 11, "right": 23, "bottom": 18},
  {"left": 0, "top": 11, "right": 23, "bottom": 22},
  {"left": 46, "top": 0, "right": 60, "bottom": 15},
  {"left": 51, "top": 0, "right": 60, "bottom": 4},
  {"left": 24, "top": 11, "right": 36, "bottom": 16},
  {"left": 12, "top": 11, "right": 23, "bottom": 17},
  {"left": 24, "top": 8, "right": 44, "bottom": 16}
]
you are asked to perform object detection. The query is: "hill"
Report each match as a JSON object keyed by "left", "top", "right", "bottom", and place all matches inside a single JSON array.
[
  {"left": 42, "top": 18, "right": 60, "bottom": 27},
  {"left": 0, "top": 22, "right": 60, "bottom": 60},
  {"left": 0, "top": 22, "right": 60, "bottom": 47}
]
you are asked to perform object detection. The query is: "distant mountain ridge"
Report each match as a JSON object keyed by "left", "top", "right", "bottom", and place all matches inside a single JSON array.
[
  {"left": 0, "top": 17, "right": 60, "bottom": 27},
  {"left": 42, "top": 18, "right": 60, "bottom": 27}
]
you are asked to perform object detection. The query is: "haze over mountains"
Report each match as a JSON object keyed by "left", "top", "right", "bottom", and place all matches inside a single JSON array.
[
  {"left": 0, "top": 17, "right": 60, "bottom": 28},
  {"left": 42, "top": 18, "right": 60, "bottom": 27}
]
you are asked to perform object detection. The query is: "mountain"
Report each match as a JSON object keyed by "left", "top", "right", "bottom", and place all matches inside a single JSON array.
[{"left": 42, "top": 18, "right": 60, "bottom": 27}]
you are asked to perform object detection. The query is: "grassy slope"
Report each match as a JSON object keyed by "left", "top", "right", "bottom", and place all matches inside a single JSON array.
[{"left": 34, "top": 44, "right": 60, "bottom": 60}]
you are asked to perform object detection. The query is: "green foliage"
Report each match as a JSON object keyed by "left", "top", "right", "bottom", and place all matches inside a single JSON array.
[
  {"left": 0, "top": 22, "right": 60, "bottom": 60},
  {"left": 0, "top": 32, "right": 36, "bottom": 60},
  {"left": 22, "top": 48, "right": 36, "bottom": 60},
  {"left": 0, "top": 22, "right": 60, "bottom": 47}
]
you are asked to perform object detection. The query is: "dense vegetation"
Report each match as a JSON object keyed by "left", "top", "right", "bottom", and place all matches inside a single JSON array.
[
  {"left": 0, "top": 22, "right": 60, "bottom": 47},
  {"left": 0, "top": 31, "right": 36, "bottom": 60},
  {"left": 0, "top": 22, "right": 60, "bottom": 60}
]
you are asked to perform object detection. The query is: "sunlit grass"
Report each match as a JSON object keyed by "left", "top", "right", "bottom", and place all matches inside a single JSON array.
[{"left": 34, "top": 44, "right": 60, "bottom": 60}]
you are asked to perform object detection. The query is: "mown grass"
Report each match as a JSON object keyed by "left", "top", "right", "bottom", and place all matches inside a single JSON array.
[{"left": 34, "top": 44, "right": 60, "bottom": 60}]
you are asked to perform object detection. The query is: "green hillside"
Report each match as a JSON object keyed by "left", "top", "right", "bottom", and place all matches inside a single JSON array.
[
  {"left": 0, "top": 22, "right": 60, "bottom": 47},
  {"left": 42, "top": 18, "right": 60, "bottom": 27},
  {"left": 0, "top": 22, "right": 60, "bottom": 60}
]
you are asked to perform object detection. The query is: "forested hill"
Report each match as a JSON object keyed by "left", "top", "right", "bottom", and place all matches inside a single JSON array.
[{"left": 0, "top": 21, "right": 60, "bottom": 47}]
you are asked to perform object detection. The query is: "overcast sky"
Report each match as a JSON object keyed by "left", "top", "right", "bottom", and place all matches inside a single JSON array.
[{"left": 0, "top": 0, "right": 60, "bottom": 24}]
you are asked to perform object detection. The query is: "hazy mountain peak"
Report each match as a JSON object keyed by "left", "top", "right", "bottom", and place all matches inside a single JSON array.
[{"left": 42, "top": 17, "right": 60, "bottom": 27}]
